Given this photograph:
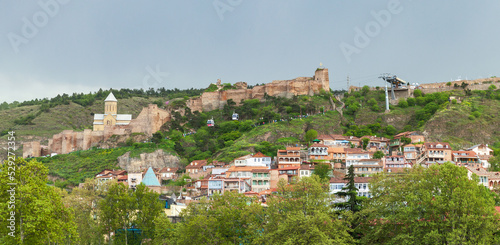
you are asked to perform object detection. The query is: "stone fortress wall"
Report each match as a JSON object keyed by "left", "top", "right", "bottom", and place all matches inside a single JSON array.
[
  {"left": 23, "top": 67, "right": 331, "bottom": 157},
  {"left": 349, "top": 77, "right": 500, "bottom": 104},
  {"left": 187, "top": 68, "right": 330, "bottom": 112},
  {"left": 23, "top": 104, "right": 171, "bottom": 158}
]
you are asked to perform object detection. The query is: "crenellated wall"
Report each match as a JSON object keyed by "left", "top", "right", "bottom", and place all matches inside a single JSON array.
[
  {"left": 187, "top": 68, "right": 330, "bottom": 112},
  {"left": 23, "top": 104, "right": 171, "bottom": 158}
]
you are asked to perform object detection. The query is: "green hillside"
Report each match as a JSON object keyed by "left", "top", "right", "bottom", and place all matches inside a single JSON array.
[{"left": 3, "top": 84, "right": 500, "bottom": 187}]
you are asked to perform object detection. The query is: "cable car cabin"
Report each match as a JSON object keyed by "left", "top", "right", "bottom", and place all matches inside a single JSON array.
[
  {"left": 207, "top": 119, "right": 215, "bottom": 127},
  {"left": 232, "top": 113, "right": 239, "bottom": 121}
]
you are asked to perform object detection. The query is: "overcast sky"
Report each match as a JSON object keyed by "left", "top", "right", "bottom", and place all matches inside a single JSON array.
[{"left": 1, "top": 0, "right": 499, "bottom": 103}]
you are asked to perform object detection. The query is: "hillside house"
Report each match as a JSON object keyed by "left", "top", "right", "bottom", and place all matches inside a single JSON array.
[
  {"left": 317, "top": 134, "right": 360, "bottom": 147},
  {"left": 278, "top": 166, "right": 300, "bottom": 184},
  {"left": 352, "top": 159, "right": 383, "bottom": 176},
  {"left": 360, "top": 136, "right": 390, "bottom": 149},
  {"left": 423, "top": 142, "right": 453, "bottom": 163},
  {"left": 345, "top": 148, "right": 371, "bottom": 167},
  {"left": 384, "top": 155, "right": 411, "bottom": 168},
  {"left": 467, "top": 167, "right": 490, "bottom": 188},
  {"left": 466, "top": 144, "right": 494, "bottom": 156},
  {"left": 452, "top": 151, "right": 481, "bottom": 168},
  {"left": 186, "top": 160, "right": 207, "bottom": 174},
  {"left": 329, "top": 177, "right": 372, "bottom": 202},
  {"left": 251, "top": 169, "right": 271, "bottom": 193},
  {"left": 235, "top": 152, "right": 271, "bottom": 168},
  {"left": 308, "top": 143, "right": 330, "bottom": 161},
  {"left": 95, "top": 169, "right": 127, "bottom": 185},
  {"left": 299, "top": 164, "right": 315, "bottom": 179},
  {"left": 277, "top": 147, "right": 302, "bottom": 168},
  {"left": 159, "top": 167, "right": 179, "bottom": 180}
]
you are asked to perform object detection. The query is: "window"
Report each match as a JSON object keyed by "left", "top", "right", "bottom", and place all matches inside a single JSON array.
[
  {"left": 253, "top": 180, "right": 257, "bottom": 185},
  {"left": 253, "top": 173, "right": 257, "bottom": 177},
  {"left": 258, "top": 173, "right": 262, "bottom": 177}
]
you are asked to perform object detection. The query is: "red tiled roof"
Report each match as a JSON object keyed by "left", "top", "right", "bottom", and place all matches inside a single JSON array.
[
  {"left": 278, "top": 166, "right": 300, "bottom": 171},
  {"left": 186, "top": 160, "right": 207, "bottom": 169},
  {"left": 286, "top": 147, "right": 301, "bottom": 151},
  {"left": 252, "top": 152, "right": 270, "bottom": 158},
  {"left": 345, "top": 148, "right": 367, "bottom": 154},
  {"left": 424, "top": 142, "right": 451, "bottom": 150},
  {"left": 329, "top": 177, "right": 372, "bottom": 183},
  {"left": 252, "top": 169, "right": 270, "bottom": 173}
]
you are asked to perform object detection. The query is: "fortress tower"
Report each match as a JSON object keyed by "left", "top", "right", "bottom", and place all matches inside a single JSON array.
[
  {"left": 314, "top": 68, "right": 330, "bottom": 92},
  {"left": 93, "top": 92, "right": 132, "bottom": 131}
]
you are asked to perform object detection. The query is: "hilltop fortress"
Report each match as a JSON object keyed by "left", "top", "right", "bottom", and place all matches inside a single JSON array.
[
  {"left": 23, "top": 68, "right": 330, "bottom": 157},
  {"left": 23, "top": 95, "right": 171, "bottom": 158},
  {"left": 187, "top": 68, "right": 330, "bottom": 112}
]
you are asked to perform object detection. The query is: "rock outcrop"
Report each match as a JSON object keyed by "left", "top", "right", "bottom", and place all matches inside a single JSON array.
[{"left": 117, "top": 149, "right": 181, "bottom": 172}]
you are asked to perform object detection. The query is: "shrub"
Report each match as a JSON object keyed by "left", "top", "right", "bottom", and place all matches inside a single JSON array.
[
  {"left": 469, "top": 115, "right": 475, "bottom": 120},
  {"left": 472, "top": 111, "right": 481, "bottom": 118},
  {"left": 406, "top": 97, "right": 416, "bottom": 106},
  {"left": 446, "top": 82, "right": 452, "bottom": 86},
  {"left": 398, "top": 99, "right": 408, "bottom": 108},
  {"left": 414, "top": 89, "right": 423, "bottom": 97},
  {"left": 451, "top": 99, "right": 457, "bottom": 104}
]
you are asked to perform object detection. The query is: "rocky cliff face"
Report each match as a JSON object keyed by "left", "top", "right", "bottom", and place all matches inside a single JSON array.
[{"left": 117, "top": 149, "right": 181, "bottom": 172}]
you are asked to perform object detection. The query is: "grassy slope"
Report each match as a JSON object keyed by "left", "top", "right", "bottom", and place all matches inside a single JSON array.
[
  {"left": 424, "top": 97, "right": 500, "bottom": 149},
  {"left": 0, "top": 96, "right": 165, "bottom": 160},
  {"left": 214, "top": 110, "right": 343, "bottom": 161}
]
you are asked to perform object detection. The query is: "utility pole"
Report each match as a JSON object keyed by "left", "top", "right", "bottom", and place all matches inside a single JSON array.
[{"left": 347, "top": 75, "right": 350, "bottom": 92}]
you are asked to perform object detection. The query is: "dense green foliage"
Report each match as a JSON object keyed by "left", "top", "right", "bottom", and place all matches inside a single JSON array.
[
  {"left": 0, "top": 158, "right": 78, "bottom": 244},
  {"left": 359, "top": 162, "right": 500, "bottom": 244},
  {"left": 34, "top": 142, "right": 176, "bottom": 188},
  {"left": 334, "top": 165, "right": 365, "bottom": 213}
]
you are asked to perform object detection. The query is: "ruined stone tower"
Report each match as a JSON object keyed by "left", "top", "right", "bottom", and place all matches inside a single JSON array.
[{"left": 314, "top": 68, "right": 330, "bottom": 92}]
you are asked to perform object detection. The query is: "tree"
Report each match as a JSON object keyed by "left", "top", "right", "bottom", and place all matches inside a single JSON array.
[
  {"left": 489, "top": 156, "right": 500, "bottom": 171},
  {"left": 99, "top": 182, "right": 134, "bottom": 245},
  {"left": 333, "top": 165, "right": 364, "bottom": 213},
  {"left": 133, "top": 183, "right": 164, "bottom": 241},
  {"left": 359, "top": 163, "right": 500, "bottom": 244},
  {"left": 304, "top": 129, "right": 318, "bottom": 143},
  {"left": 152, "top": 213, "right": 176, "bottom": 245},
  {"left": 384, "top": 125, "right": 397, "bottom": 136},
  {"left": 361, "top": 85, "right": 370, "bottom": 96},
  {"left": 0, "top": 158, "right": 78, "bottom": 244},
  {"left": 373, "top": 150, "right": 385, "bottom": 159},
  {"left": 400, "top": 136, "right": 412, "bottom": 145},
  {"left": 446, "top": 81, "right": 452, "bottom": 86},
  {"left": 64, "top": 178, "right": 107, "bottom": 244},
  {"left": 261, "top": 176, "right": 354, "bottom": 244},
  {"left": 362, "top": 138, "right": 370, "bottom": 150},
  {"left": 176, "top": 191, "right": 264, "bottom": 244},
  {"left": 312, "top": 163, "right": 331, "bottom": 181}
]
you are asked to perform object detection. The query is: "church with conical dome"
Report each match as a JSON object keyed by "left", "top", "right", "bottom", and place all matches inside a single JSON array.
[{"left": 92, "top": 92, "right": 132, "bottom": 131}]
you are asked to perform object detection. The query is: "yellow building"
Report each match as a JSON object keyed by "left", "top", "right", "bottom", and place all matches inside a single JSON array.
[{"left": 93, "top": 92, "right": 132, "bottom": 131}]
